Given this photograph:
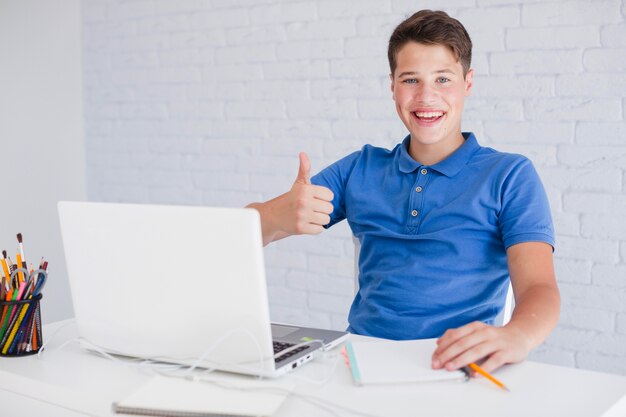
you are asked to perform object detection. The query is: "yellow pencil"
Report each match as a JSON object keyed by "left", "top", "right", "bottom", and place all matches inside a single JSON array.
[
  {"left": 0, "top": 256, "right": 10, "bottom": 286},
  {"left": 16, "top": 254, "right": 24, "bottom": 284},
  {"left": 467, "top": 362, "right": 510, "bottom": 392}
]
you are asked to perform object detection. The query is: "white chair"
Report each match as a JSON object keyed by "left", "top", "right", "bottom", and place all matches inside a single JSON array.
[
  {"left": 352, "top": 237, "right": 514, "bottom": 327},
  {"left": 493, "top": 281, "right": 514, "bottom": 326}
]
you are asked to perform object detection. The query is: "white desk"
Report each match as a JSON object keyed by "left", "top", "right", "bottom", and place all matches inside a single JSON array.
[{"left": 1, "top": 320, "right": 625, "bottom": 417}]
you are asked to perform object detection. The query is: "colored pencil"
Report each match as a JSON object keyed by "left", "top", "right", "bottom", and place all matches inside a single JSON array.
[{"left": 466, "top": 362, "right": 509, "bottom": 392}]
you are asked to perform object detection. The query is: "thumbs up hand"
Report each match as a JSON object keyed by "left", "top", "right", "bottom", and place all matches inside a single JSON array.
[
  {"left": 246, "top": 152, "right": 334, "bottom": 245},
  {"left": 286, "top": 152, "right": 334, "bottom": 235}
]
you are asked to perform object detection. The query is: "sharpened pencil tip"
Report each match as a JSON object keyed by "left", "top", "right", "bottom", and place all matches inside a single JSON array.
[
  {"left": 17, "top": 233, "right": 22, "bottom": 243},
  {"left": 1, "top": 250, "right": 6, "bottom": 258}
]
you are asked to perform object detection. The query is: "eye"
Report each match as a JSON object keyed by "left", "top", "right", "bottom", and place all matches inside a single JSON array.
[
  {"left": 437, "top": 77, "right": 450, "bottom": 83},
  {"left": 402, "top": 79, "right": 417, "bottom": 84}
]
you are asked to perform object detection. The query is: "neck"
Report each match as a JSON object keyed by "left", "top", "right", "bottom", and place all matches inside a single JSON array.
[{"left": 408, "top": 132, "right": 465, "bottom": 166}]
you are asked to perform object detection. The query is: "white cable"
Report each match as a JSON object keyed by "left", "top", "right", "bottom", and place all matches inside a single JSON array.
[
  {"left": 36, "top": 319, "right": 78, "bottom": 359},
  {"left": 187, "top": 376, "right": 382, "bottom": 417},
  {"left": 82, "top": 328, "right": 267, "bottom": 376},
  {"left": 40, "top": 336, "right": 188, "bottom": 374},
  {"left": 171, "top": 327, "right": 266, "bottom": 376},
  {"left": 36, "top": 323, "right": 372, "bottom": 416},
  {"left": 39, "top": 321, "right": 328, "bottom": 377},
  {"left": 78, "top": 338, "right": 185, "bottom": 371},
  {"left": 37, "top": 326, "right": 267, "bottom": 375}
]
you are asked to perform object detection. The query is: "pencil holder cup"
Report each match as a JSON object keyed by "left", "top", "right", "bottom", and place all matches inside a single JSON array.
[{"left": 0, "top": 268, "right": 45, "bottom": 357}]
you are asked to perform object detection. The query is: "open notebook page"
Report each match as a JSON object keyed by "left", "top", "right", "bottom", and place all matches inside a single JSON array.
[{"left": 345, "top": 338, "right": 467, "bottom": 385}]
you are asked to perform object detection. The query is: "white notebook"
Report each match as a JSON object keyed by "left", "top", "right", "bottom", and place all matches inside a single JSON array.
[
  {"left": 344, "top": 338, "right": 467, "bottom": 385},
  {"left": 112, "top": 375, "right": 292, "bottom": 417}
]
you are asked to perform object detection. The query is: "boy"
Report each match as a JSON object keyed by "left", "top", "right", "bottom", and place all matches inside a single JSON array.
[{"left": 247, "top": 10, "right": 560, "bottom": 374}]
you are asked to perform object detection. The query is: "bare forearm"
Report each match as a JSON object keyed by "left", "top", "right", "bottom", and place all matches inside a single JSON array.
[
  {"left": 246, "top": 199, "right": 291, "bottom": 246},
  {"left": 506, "top": 284, "right": 561, "bottom": 350}
]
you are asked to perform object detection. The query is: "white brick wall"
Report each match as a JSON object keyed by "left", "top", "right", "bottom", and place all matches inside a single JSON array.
[{"left": 82, "top": 0, "right": 626, "bottom": 375}]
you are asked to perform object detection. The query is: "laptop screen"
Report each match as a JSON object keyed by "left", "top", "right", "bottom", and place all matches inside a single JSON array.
[{"left": 58, "top": 202, "right": 277, "bottom": 374}]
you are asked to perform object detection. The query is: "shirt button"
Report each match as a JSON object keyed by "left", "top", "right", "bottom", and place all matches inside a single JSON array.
[
  {"left": 411, "top": 210, "right": 419, "bottom": 217},
  {"left": 421, "top": 169, "right": 428, "bottom": 175},
  {"left": 415, "top": 186, "right": 423, "bottom": 193}
]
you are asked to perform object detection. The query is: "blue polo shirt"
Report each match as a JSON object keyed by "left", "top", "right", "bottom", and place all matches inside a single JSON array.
[{"left": 310, "top": 132, "right": 554, "bottom": 340}]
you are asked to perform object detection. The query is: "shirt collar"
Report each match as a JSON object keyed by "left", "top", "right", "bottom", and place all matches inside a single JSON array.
[{"left": 398, "top": 132, "right": 480, "bottom": 177}]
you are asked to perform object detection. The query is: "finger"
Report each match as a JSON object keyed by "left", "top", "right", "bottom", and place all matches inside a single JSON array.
[
  {"left": 295, "top": 152, "right": 311, "bottom": 185},
  {"left": 311, "top": 185, "right": 334, "bottom": 202},
  {"left": 433, "top": 323, "right": 487, "bottom": 369},
  {"left": 442, "top": 341, "right": 495, "bottom": 371},
  {"left": 310, "top": 200, "right": 334, "bottom": 215},
  {"left": 434, "top": 322, "right": 484, "bottom": 355},
  {"left": 475, "top": 351, "right": 507, "bottom": 374},
  {"left": 299, "top": 224, "right": 325, "bottom": 235},
  {"left": 433, "top": 330, "right": 485, "bottom": 369},
  {"left": 310, "top": 212, "right": 331, "bottom": 226}
]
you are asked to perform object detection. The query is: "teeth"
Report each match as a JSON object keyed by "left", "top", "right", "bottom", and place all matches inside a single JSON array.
[{"left": 414, "top": 111, "right": 443, "bottom": 118}]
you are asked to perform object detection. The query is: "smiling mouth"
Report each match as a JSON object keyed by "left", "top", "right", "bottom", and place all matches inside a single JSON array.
[{"left": 413, "top": 111, "right": 445, "bottom": 122}]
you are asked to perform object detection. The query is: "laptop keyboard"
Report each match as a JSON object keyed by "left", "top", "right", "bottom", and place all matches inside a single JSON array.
[{"left": 273, "top": 341, "right": 310, "bottom": 363}]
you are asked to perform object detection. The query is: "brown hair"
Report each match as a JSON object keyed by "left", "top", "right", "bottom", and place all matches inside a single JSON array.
[{"left": 388, "top": 10, "right": 472, "bottom": 78}]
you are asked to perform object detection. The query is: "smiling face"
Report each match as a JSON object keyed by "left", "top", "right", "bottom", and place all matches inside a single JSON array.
[{"left": 391, "top": 42, "right": 473, "bottom": 165}]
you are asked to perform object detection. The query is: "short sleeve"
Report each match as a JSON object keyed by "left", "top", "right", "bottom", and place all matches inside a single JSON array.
[
  {"left": 499, "top": 158, "right": 555, "bottom": 250},
  {"left": 310, "top": 151, "right": 361, "bottom": 228}
]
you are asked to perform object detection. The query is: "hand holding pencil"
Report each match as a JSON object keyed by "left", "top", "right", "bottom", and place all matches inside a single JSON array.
[{"left": 431, "top": 321, "right": 532, "bottom": 391}]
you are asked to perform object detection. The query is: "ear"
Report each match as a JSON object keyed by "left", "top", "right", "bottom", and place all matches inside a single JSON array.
[
  {"left": 464, "top": 68, "right": 474, "bottom": 96},
  {"left": 389, "top": 73, "right": 395, "bottom": 99}
]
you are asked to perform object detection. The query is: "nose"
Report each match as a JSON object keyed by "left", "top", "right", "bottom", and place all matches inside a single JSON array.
[{"left": 415, "top": 83, "right": 437, "bottom": 103}]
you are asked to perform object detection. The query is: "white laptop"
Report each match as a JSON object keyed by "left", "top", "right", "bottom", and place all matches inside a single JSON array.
[{"left": 58, "top": 201, "right": 348, "bottom": 378}]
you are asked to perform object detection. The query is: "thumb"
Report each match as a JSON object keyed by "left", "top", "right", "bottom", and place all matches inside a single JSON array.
[{"left": 295, "top": 152, "right": 311, "bottom": 185}]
